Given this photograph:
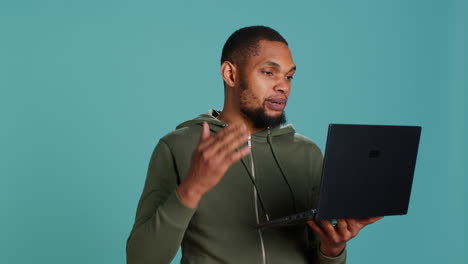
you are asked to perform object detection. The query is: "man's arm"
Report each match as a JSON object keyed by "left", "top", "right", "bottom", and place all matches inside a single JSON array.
[
  {"left": 126, "top": 122, "right": 251, "bottom": 264},
  {"left": 126, "top": 139, "right": 195, "bottom": 264}
]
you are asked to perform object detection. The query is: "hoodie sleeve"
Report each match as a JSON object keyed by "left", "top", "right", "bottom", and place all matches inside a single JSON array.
[
  {"left": 317, "top": 248, "right": 347, "bottom": 264},
  {"left": 126, "top": 139, "right": 196, "bottom": 264}
]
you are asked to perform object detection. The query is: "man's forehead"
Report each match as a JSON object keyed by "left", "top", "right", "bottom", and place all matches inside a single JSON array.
[{"left": 252, "top": 40, "right": 295, "bottom": 69}]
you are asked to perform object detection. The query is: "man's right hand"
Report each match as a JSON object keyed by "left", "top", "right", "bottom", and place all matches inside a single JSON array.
[{"left": 176, "top": 122, "right": 251, "bottom": 208}]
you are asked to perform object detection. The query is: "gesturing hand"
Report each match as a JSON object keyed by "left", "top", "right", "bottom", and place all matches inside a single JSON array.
[
  {"left": 177, "top": 122, "right": 251, "bottom": 208},
  {"left": 307, "top": 216, "right": 384, "bottom": 257}
]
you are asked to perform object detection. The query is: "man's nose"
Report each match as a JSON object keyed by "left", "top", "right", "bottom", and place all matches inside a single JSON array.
[{"left": 274, "top": 78, "right": 291, "bottom": 95}]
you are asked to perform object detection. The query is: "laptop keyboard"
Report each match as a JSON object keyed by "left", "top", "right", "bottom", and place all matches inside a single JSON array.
[{"left": 256, "top": 209, "right": 317, "bottom": 229}]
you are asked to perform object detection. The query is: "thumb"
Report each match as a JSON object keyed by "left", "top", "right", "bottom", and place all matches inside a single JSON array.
[{"left": 200, "top": 122, "right": 210, "bottom": 141}]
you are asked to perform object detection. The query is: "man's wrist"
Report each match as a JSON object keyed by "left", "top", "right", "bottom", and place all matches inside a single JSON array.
[
  {"left": 319, "top": 243, "right": 346, "bottom": 257},
  {"left": 176, "top": 182, "right": 203, "bottom": 209}
]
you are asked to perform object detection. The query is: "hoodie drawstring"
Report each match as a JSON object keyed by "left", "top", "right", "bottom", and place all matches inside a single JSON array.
[
  {"left": 240, "top": 128, "right": 298, "bottom": 224},
  {"left": 266, "top": 128, "right": 298, "bottom": 214},
  {"left": 240, "top": 142, "right": 270, "bottom": 222}
]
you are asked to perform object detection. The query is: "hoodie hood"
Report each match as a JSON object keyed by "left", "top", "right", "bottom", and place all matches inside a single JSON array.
[
  {"left": 177, "top": 109, "right": 299, "bottom": 218},
  {"left": 176, "top": 109, "right": 296, "bottom": 138}
]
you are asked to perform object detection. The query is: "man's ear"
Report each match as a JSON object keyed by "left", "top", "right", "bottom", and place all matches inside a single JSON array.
[{"left": 220, "top": 61, "right": 237, "bottom": 88}]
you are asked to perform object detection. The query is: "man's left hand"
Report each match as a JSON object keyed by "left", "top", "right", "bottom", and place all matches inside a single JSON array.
[{"left": 307, "top": 216, "right": 384, "bottom": 257}]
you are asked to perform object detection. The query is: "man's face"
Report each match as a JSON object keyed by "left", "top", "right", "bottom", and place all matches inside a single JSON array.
[{"left": 237, "top": 40, "right": 296, "bottom": 129}]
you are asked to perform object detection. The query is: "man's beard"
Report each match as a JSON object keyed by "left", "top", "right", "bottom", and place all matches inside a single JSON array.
[
  {"left": 241, "top": 106, "right": 287, "bottom": 129},
  {"left": 239, "top": 80, "right": 287, "bottom": 129}
]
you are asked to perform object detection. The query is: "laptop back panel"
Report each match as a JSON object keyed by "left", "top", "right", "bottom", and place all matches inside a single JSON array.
[{"left": 315, "top": 124, "right": 421, "bottom": 220}]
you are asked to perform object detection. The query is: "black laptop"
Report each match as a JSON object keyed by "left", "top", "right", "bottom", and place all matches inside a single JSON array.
[{"left": 257, "top": 124, "right": 422, "bottom": 229}]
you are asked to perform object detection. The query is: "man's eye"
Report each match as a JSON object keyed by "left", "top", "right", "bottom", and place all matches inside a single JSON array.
[
  {"left": 286, "top": 75, "right": 294, "bottom": 80},
  {"left": 263, "top": 71, "right": 273, "bottom": 76}
]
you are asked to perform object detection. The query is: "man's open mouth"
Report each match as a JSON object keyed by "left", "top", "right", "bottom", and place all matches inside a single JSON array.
[{"left": 265, "top": 98, "right": 287, "bottom": 111}]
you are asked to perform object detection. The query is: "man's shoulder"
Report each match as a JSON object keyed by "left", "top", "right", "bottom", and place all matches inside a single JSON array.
[
  {"left": 290, "top": 131, "right": 322, "bottom": 155},
  {"left": 160, "top": 125, "right": 202, "bottom": 148},
  {"left": 293, "top": 132, "right": 319, "bottom": 146}
]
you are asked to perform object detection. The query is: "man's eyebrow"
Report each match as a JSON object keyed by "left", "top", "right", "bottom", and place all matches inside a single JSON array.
[
  {"left": 263, "top": 61, "right": 281, "bottom": 67},
  {"left": 263, "top": 61, "right": 297, "bottom": 72}
]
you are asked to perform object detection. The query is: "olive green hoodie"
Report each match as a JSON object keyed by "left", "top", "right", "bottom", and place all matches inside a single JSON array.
[{"left": 127, "top": 110, "right": 346, "bottom": 264}]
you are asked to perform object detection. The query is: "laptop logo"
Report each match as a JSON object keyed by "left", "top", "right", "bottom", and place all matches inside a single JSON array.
[{"left": 369, "top": 149, "right": 381, "bottom": 158}]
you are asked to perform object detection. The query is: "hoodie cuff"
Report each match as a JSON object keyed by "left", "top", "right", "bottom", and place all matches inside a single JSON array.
[
  {"left": 158, "top": 190, "right": 197, "bottom": 229},
  {"left": 317, "top": 247, "right": 347, "bottom": 264}
]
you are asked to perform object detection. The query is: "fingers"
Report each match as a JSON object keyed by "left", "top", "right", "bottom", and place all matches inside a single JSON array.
[
  {"left": 355, "top": 216, "right": 384, "bottom": 226},
  {"left": 210, "top": 125, "right": 249, "bottom": 157},
  {"left": 343, "top": 219, "right": 360, "bottom": 239},
  {"left": 217, "top": 133, "right": 250, "bottom": 160},
  {"left": 335, "top": 219, "right": 349, "bottom": 237},
  {"left": 183, "top": 122, "right": 252, "bottom": 202},
  {"left": 198, "top": 123, "right": 250, "bottom": 160},
  {"left": 309, "top": 220, "right": 345, "bottom": 247},
  {"left": 321, "top": 220, "right": 344, "bottom": 244},
  {"left": 200, "top": 121, "right": 210, "bottom": 141},
  {"left": 308, "top": 220, "right": 337, "bottom": 238},
  {"left": 307, "top": 216, "right": 384, "bottom": 255},
  {"left": 367, "top": 216, "right": 384, "bottom": 224},
  {"left": 212, "top": 126, "right": 251, "bottom": 169},
  {"left": 225, "top": 142, "right": 251, "bottom": 163},
  {"left": 320, "top": 220, "right": 337, "bottom": 236},
  {"left": 198, "top": 123, "right": 244, "bottom": 149},
  {"left": 342, "top": 216, "right": 384, "bottom": 238},
  {"left": 308, "top": 218, "right": 368, "bottom": 242},
  {"left": 307, "top": 220, "right": 325, "bottom": 237}
]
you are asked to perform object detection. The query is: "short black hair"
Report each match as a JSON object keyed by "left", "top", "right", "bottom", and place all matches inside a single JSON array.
[{"left": 221, "top": 26, "right": 288, "bottom": 66}]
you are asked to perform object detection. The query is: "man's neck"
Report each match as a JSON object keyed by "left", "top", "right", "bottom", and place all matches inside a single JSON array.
[{"left": 217, "top": 109, "right": 263, "bottom": 135}]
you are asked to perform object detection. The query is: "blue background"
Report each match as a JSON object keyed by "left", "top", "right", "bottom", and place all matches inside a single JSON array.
[{"left": 1, "top": 0, "right": 466, "bottom": 263}]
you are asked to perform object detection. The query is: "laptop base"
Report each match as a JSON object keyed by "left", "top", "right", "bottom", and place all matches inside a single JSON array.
[{"left": 257, "top": 209, "right": 317, "bottom": 229}]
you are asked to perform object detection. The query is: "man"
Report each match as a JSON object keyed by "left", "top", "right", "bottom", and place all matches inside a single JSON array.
[{"left": 126, "top": 26, "right": 382, "bottom": 264}]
